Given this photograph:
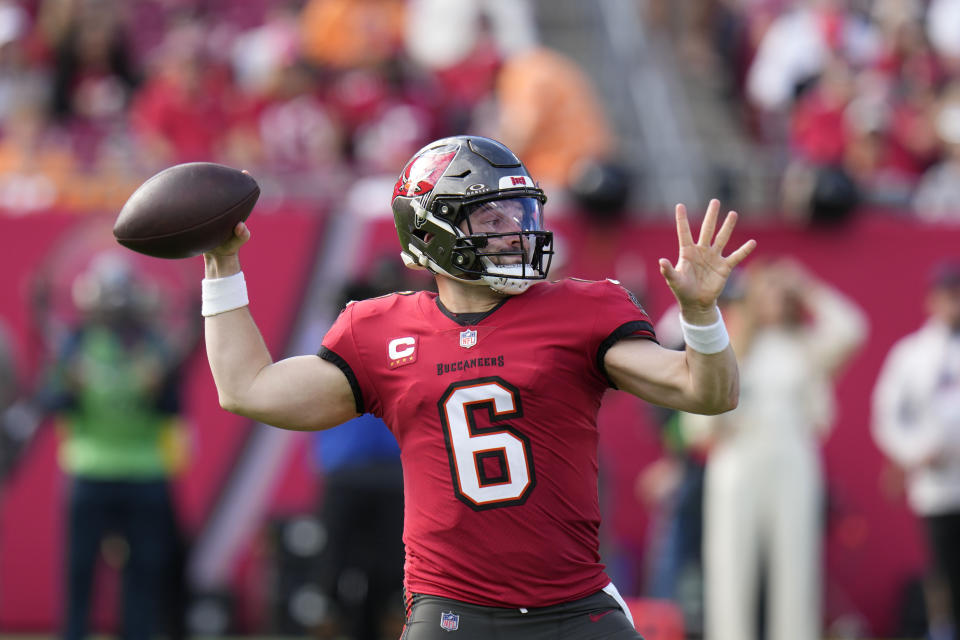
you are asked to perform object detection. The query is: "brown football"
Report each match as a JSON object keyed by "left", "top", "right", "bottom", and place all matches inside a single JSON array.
[{"left": 113, "top": 163, "right": 260, "bottom": 259}]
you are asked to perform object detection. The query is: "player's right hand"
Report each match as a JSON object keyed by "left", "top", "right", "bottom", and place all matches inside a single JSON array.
[{"left": 206, "top": 222, "right": 251, "bottom": 258}]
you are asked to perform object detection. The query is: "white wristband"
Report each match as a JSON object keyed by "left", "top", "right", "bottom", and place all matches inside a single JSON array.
[
  {"left": 202, "top": 271, "right": 249, "bottom": 317},
  {"left": 679, "top": 307, "right": 730, "bottom": 354}
]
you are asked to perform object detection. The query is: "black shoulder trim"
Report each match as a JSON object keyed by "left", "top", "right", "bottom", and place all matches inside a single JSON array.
[
  {"left": 597, "top": 320, "right": 658, "bottom": 389},
  {"left": 318, "top": 347, "right": 364, "bottom": 414}
]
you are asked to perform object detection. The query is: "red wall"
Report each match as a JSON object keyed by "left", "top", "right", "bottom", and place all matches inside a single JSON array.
[
  {"left": 0, "top": 210, "right": 954, "bottom": 636},
  {"left": 0, "top": 209, "right": 324, "bottom": 632},
  {"left": 554, "top": 213, "right": 946, "bottom": 636}
]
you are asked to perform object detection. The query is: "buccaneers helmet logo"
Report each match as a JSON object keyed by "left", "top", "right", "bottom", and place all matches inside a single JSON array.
[{"left": 393, "top": 145, "right": 457, "bottom": 200}]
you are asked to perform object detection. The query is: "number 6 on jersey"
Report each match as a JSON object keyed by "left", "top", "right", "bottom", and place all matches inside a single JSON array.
[{"left": 438, "top": 377, "right": 536, "bottom": 510}]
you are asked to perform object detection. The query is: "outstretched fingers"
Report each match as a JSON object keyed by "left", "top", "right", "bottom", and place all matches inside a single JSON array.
[
  {"left": 725, "top": 238, "right": 757, "bottom": 268},
  {"left": 712, "top": 209, "right": 739, "bottom": 253},
  {"left": 675, "top": 203, "right": 695, "bottom": 250},
  {"left": 705, "top": 206, "right": 756, "bottom": 267},
  {"left": 697, "top": 199, "right": 720, "bottom": 246},
  {"left": 670, "top": 198, "right": 757, "bottom": 274}
]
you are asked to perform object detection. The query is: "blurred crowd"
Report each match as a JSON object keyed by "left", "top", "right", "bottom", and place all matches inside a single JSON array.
[
  {"left": 4, "top": 0, "right": 960, "bottom": 222},
  {"left": 651, "top": 0, "right": 960, "bottom": 221},
  {"left": 0, "top": 0, "right": 619, "bottom": 216}
]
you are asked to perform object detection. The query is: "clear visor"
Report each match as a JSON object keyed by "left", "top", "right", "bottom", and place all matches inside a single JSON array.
[
  {"left": 455, "top": 197, "right": 552, "bottom": 276},
  {"left": 460, "top": 197, "right": 544, "bottom": 235}
]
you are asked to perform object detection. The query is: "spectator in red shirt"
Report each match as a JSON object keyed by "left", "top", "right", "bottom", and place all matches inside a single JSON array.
[
  {"left": 788, "top": 56, "right": 855, "bottom": 166},
  {"left": 130, "top": 20, "right": 240, "bottom": 167}
]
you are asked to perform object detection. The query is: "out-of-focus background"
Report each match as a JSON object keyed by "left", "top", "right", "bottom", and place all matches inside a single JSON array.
[{"left": 0, "top": 0, "right": 959, "bottom": 638}]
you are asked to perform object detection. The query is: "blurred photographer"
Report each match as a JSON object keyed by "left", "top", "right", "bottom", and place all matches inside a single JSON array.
[{"left": 34, "top": 250, "right": 187, "bottom": 640}]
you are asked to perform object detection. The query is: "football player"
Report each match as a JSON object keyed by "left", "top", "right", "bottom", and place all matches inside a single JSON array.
[{"left": 201, "top": 136, "right": 755, "bottom": 639}]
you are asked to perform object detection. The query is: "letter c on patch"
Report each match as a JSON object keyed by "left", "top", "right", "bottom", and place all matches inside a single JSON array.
[{"left": 388, "top": 337, "right": 416, "bottom": 360}]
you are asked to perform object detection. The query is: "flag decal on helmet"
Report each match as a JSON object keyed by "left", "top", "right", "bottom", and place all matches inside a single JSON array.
[{"left": 499, "top": 175, "right": 534, "bottom": 189}]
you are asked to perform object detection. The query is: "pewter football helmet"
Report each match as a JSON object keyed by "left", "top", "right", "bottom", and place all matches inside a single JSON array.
[{"left": 391, "top": 136, "right": 553, "bottom": 295}]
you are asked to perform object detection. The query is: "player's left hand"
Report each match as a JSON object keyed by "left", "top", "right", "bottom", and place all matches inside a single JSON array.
[{"left": 659, "top": 199, "right": 756, "bottom": 324}]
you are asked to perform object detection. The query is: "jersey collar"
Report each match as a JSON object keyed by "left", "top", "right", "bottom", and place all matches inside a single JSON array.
[{"left": 434, "top": 296, "right": 510, "bottom": 326}]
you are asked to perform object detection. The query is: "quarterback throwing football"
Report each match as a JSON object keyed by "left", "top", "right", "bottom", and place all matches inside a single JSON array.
[{"left": 201, "top": 136, "right": 755, "bottom": 639}]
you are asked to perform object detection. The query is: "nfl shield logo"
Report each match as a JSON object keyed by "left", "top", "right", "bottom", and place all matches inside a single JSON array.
[
  {"left": 440, "top": 611, "right": 460, "bottom": 631},
  {"left": 459, "top": 329, "right": 477, "bottom": 349}
]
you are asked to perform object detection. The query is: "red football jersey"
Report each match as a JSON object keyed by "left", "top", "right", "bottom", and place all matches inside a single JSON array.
[{"left": 319, "top": 278, "right": 656, "bottom": 608}]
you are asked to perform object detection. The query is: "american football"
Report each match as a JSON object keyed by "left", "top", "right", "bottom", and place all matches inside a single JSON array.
[{"left": 113, "top": 162, "right": 259, "bottom": 259}]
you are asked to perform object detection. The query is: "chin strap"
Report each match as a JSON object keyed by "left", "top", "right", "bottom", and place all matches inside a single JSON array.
[
  {"left": 484, "top": 277, "right": 533, "bottom": 295},
  {"left": 400, "top": 251, "right": 427, "bottom": 270},
  {"left": 482, "top": 264, "right": 541, "bottom": 295},
  {"left": 403, "top": 245, "right": 541, "bottom": 295}
]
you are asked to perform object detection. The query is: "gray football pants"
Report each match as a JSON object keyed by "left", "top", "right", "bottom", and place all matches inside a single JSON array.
[{"left": 401, "top": 589, "right": 643, "bottom": 640}]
